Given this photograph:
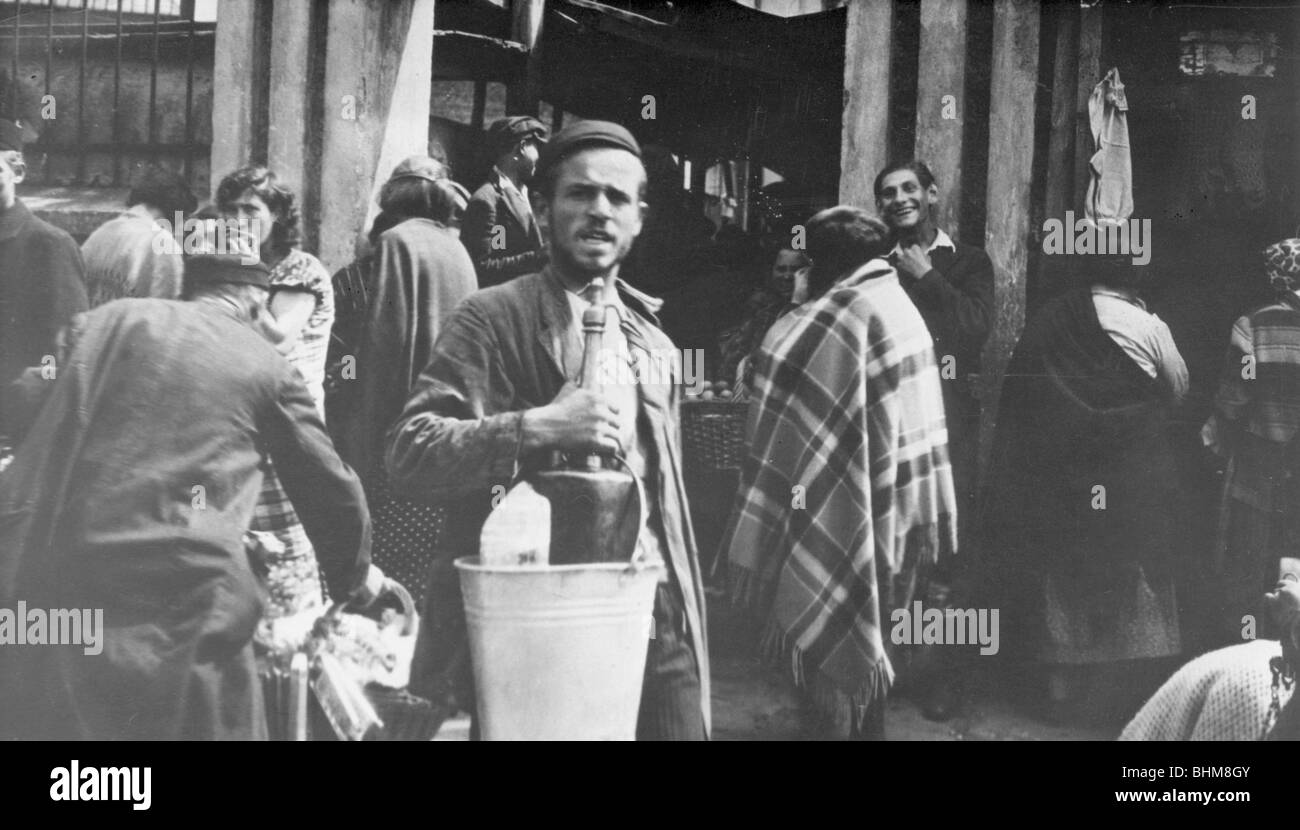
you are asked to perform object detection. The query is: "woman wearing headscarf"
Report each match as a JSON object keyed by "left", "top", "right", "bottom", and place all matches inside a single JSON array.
[
  {"left": 1202, "top": 239, "right": 1300, "bottom": 647},
  {"left": 216, "top": 166, "right": 334, "bottom": 626},
  {"left": 980, "top": 255, "right": 1189, "bottom": 720},
  {"left": 327, "top": 155, "right": 477, "bottom": 603}
]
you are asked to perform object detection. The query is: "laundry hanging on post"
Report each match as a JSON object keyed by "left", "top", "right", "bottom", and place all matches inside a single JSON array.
[{"left": 1086, "top": 67, "right": 1134, "bottom": 227}]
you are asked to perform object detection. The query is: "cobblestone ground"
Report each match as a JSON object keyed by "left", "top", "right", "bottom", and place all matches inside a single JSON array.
[{"left": 435, "top": 591, "right": 1131, "bottom": 741}]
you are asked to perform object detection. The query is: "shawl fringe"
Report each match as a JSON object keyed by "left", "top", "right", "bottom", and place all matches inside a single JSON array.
[{"left": 732, "top": 563, "right": 895, "bottom": 716}]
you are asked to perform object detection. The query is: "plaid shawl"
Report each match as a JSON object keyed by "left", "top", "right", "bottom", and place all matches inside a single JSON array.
[
  {"left": 723, "top": 259, "right": 957, "bottom": 712},
  {"left": 1211, "top": 292, "right": 1300, "bottom": 512}
]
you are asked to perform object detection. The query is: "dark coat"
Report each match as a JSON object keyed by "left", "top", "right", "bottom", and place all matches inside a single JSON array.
[
  {"left": 900, "top": 242, "right": 994, "bottom": 430},
  {"left": 0, "top": 299, "right": 371, "bottom": 740},
  {"left": 979, "top": 288, "right": 1185, "bottom": 658},
  {"left": 385, "top": 268, "right": 711, "bottom": 732},
  {"left": 460, "top": 176, "right": 545, "bottom": 288},
  {"left": 328, "top": 218, "right": 478, "bottom": 483},
  {"left": 0, "top": 199, "right": 87, "bottom": 432}
]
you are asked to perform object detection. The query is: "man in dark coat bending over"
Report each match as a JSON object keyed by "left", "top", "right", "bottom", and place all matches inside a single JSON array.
[{"left": 0, "top": 253, "right": 378, "bottom": 740}]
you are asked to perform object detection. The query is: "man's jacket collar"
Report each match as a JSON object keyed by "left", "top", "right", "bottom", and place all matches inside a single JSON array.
[{"left": 0, "top": 199, "right": 33, "bottom": 241}]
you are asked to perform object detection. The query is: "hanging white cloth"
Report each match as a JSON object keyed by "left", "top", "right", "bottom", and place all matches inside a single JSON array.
[{"left": 1085, "top": 67, "right": 1133, "bottom": 227}]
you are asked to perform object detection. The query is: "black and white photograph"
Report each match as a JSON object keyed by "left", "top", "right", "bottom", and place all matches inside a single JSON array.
[{"left": 0, "top": 0, "right": 1296, "bottom": 791}]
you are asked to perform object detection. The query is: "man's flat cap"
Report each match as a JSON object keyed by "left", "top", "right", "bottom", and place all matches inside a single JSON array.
[
  {"left": 487, "top": 116, "right": 548, "bottom": 155},
  {"left": 535, "top": 119, "right": 641, "bottom": 179},
  {"left": 185, "top": 253, "right": 272, "bottom": 290}
]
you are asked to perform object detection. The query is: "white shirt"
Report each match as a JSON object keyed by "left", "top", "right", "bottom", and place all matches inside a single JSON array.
[
  {"left": 890, "top": 227, "right": 956, "bottom": 259},
  {"left": 1091, "top": 286, "right": 1189, "bottom": 401}
]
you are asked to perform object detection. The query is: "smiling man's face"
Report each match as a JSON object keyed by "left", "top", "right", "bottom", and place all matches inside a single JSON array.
[
  {"left": 876, "top": 169, "right": 938, "bottom": 235},
  {"left": 541, "top": 147, "right": 646, "bottom": 283}
]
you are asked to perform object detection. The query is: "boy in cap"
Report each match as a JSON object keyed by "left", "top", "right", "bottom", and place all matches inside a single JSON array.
[
  {"left": 0, "top": 252, "right": 379, "bottom": 740},
  {"left": 461, "top": 115, "right": 549, "bottom": 287},
  {"left": 0, "top": 118, "right": 88, "bottom": 446},
  {"left": 388, "top": 119, "right": 711, "bottom": 739}
]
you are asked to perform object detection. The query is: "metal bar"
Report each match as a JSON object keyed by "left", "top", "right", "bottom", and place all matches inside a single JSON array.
[
  {"left": 113, "top": 0, "right": 123, "bottom": 184},
  {"left": 78, "top": 0, "right": 88, "bottom": 183},
  {"left": 182, "top": 0, "right": 194, "bottom": 181}
]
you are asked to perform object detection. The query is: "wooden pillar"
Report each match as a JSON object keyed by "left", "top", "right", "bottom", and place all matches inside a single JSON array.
[
  {"left": 507, "top": 0, "right": 544, "bottom": 115},
  {"left": 980, "top": 0, "right": 1041, "bottom": 466},
  {"left": 266, "top": 0, "right": 315, "bottom": 198},
  {"left": 839, "top": 0, "right": 893, "bottom": 208},
  {"left": 318, "top": 0, "right": 435, "bottom": 272},
  {"left": 1073, "top": 4, "right": 1102, "bottom": 209},
  {"left": 915, "top": 0, "right": 967, "bottom": 239},
  {"left": 210, "top": 0, "right": 260, "bottom": 194},
  {"left": 1037, "top": 2, "right": 1078, "bottom": 305}
]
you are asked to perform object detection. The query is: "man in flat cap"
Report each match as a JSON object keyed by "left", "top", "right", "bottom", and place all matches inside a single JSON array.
[
  {"left": 0, "top": 252, "right": 379, "bottom": 740},
  {"left": 461, "top": 115, "right": 549, "bottom": 288},
  {"left": 0, "top": 119, "right": 88, "bottom": 454},
  {"left": 388, "top": 119, "right": 711, "bottom": 739}
]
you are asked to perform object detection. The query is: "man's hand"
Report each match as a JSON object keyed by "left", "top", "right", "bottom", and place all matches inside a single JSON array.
[
  {"left": 791, "top": 266, "right": 812, "bottom": 305},
  {"left": 1265, "top": 574, "right": 1300, "bottom": 669},
  {"left": 522, "top": 382, "right": 623, "bottom": 455},
  {"left": 895, "top": 243, "right": 933, "bottom": 282}
]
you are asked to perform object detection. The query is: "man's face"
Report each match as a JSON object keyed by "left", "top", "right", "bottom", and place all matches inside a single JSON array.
[
  {"left": 518, "top": 138, "right": 541, "bottom": 180},
  {"left": 770, "top": 248, "right": 807, "bottom": 296},
  {"left": 540, "top": 147, "right": 646, "bottom": 280},
  {"left": 0, "top": 152, "right": 26, "bottom": 209},
  {"left": 876, "top": 170, "right": 938, "bottom": 234}
]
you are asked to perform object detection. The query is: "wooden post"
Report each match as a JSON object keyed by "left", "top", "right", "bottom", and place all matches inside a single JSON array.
[
  {"left": 1038, "top": 2, "right": 1078, "bottom": 304},
  {"left": 318, "top": 0, "right": 435, "bottom": 272},
  {"left": 267, "top": 0, "right": 315, "bottom": 197},
  {"left": 839, "top": 0, "right": 893, "bottom": 208},
  {"left": 915, "top": 0, "right": 967, "bottom": 239},
  {"left": 210, "top": 0, "right": 260, "bottom": 195},
  {"left": 1073, "top": 3, "right": 1102, "bottom": 210},
  {"left": 508, "top": 0, "right": 544, "bottom": 115},
  {"left": 980, "top": 0, "right": 1041, "bottom": 468}
]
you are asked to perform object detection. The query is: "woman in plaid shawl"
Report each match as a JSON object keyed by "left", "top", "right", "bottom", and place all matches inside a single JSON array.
[
  {"left": 723, "top": 207, "right": 957, "bottom": 739},
  {"left": 1203, "top": 239, "right": 1300, "bottom": 647}
]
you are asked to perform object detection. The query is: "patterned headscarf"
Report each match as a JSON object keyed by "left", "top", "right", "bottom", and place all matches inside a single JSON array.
[{"left": 1265, "top": 239, "right": 1300, "bottom": 295}]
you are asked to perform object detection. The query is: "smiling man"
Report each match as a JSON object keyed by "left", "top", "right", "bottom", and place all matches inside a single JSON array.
[
  {"left": 875, "top": 160, "right": 993, "bottom": 720},
  {"left": 875, "top": 161, "right": 992, "bottom": 548},
  {"left": 386, "top": 120, "right": 710, "bottom": 740}
]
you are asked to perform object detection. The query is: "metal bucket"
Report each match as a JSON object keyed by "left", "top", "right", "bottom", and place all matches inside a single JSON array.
[{"left": 455, "top": 557, "right": 662, "bottom": 740}]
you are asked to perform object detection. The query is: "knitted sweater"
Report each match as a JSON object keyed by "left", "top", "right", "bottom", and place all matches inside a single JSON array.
[{"left": 1120, "top": 640, "right": 1293, "bottom": 741}]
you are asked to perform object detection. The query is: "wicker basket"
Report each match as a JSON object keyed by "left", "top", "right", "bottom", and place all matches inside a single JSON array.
[{"left": 680, "top": 400, "right": 749, "bottom": 474}]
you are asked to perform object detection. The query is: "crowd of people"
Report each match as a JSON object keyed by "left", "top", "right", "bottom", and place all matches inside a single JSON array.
[{"left": 0, "top": 107, "right": 1298, "bottom": 740}]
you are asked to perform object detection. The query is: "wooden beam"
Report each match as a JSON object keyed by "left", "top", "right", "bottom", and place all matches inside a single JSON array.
[
  {"left": 915, "top": 0, "right": 967, "bottom": 239},
  {"left": 839, "top": 0, "right": 893, "bottom": 208},
  {"left": 267, "top": 0, "right": 314, "bottom": 197},
  {"left": 1073, "top": 3, "right": 1102, "bottom": 212},
  {"left": 980, "top": 0, "right": 1041, "bottom": 467},
  {"left": 507, "top": 0, "right": 544, "bottom": 115},
  {"left": 209, "top": 0, "right": 258, "bottom": 197},
  {"left": 319, "top": 0, "right": 435, "bottom": 272},
  {"left": 1038, "top": 1, "right": 1078, "bottom": 304}
]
